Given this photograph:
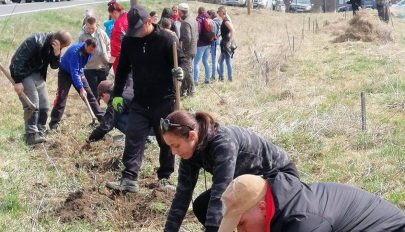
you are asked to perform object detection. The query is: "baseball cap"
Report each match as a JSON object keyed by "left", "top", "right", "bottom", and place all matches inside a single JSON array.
[
  {"left": 219, "top": 175, "right": 267, "bottom": 232},
  {"left": 127, "top": 4, "right": 150, "bottom": 37},
  {"left": 97, "top": 80, "right": 113, "bottom": 98},
  {"left": 178, "top": 3, "right": 189, "bottom": 11}
]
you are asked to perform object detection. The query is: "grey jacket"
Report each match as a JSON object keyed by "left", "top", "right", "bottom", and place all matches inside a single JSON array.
[
  {"left": 77, "top": 26, "right": 110, "bottom": 69},
  {"left": 164, "top": 126, "right": 298, "bottom": 231},
  {"left": 179, "top": 14, "right": 197, "bottom": 58}
]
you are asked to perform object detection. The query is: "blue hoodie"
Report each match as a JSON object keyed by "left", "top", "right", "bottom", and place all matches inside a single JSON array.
[{"left": 60, "top": 42, "right": 92, "bottom": 90}]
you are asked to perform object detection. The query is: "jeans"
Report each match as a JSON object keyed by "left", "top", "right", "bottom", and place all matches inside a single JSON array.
[
  {"left": 121, "top": 99, "right": 175, "bottom": 181},
  {"left": 20, "top": 72, "right": 49, "bottom": 134},
  {"left": 193, "top": 45, "right": 211, "bottom": 83},
  {"left": 210, "top": 40, "right": 219, "bottom": 79},
  {"left": 218, "top": 44, "right": 233, "bottom": 81}
]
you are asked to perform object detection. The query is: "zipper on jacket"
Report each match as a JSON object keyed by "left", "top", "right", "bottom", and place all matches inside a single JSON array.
[{"left": 142, "top": 42, "right": 147, "bottom": 53}]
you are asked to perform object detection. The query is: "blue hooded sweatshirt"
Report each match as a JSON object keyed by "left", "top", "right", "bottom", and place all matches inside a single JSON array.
[{"left": 60, "top": 42, "right": 92, "bottom": 90}]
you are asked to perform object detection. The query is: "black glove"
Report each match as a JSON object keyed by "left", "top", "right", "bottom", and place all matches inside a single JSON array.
[{"left": 205, "top": 226, "right": 219, "bottom": 232}]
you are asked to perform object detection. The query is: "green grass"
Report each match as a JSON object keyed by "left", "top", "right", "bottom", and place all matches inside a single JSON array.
[{"left": 0, "top": 3, "right": 404, "bottom": 231}]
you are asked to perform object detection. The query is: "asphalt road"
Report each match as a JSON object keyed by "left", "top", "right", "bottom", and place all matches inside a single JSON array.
[{"left": 0, "top": 0, "right": 110, "bottom": 18}]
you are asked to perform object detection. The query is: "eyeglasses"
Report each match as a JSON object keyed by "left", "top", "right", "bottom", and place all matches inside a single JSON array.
[{"left": 160, "top": 118, "right": 193, "bottom": 133}]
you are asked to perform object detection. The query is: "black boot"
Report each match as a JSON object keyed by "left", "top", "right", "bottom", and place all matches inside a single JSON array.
[{"left": 25, "top": 133, "right": 46, "bottom": 145}]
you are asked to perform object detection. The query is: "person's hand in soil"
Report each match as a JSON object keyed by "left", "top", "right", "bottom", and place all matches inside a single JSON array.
[{"left": 81, "top": 142, "right": 92, "bottom": 151}]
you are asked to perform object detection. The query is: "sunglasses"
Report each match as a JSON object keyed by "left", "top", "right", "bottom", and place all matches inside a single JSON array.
[{"left": 160, "top": 118, "right": 193, "bottom": 133}]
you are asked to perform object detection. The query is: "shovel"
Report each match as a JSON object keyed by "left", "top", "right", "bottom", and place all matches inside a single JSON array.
[
  {"left": 82, "top": 95, "right": 97, "bottom": 125},
  {"left": 0, "top": 62, "right": 37, "bottom": 119}
]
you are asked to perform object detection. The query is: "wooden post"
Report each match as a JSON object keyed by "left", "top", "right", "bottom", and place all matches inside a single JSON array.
[
  {"left": 316, "top": 19, "right": 319, "bottom": 33},
  {"left": 292, "top": 36, "right": 295, "bottom": 52},
  {"left": 361, "top": 92, "right": 367, "bottom": 131},
  {"left": 285, "top": 24, "right": 292, "bottom": 51},
  {"left": 172, "top": 42, "right": 181, "bottom": 111},
  {"left": 247, "top": 0, "right": 251, "bottom": 15},
  {"left": 308, "top": 17, "right": 310, "bottom": 31}
]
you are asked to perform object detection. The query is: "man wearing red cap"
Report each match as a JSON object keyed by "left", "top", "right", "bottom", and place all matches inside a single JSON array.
[{"left": 219, "top": 174, "right": 405, "bottom": 232}]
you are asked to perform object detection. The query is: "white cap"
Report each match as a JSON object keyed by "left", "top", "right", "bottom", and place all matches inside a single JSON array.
[{"left": 178, "top": 3, "right": 189, "bottom": 11}]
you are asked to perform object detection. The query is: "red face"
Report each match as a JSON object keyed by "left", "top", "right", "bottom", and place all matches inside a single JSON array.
[
  {"left": 84, "top": 44, "right": 96, "bottom": 54},
  {"left": 237, "top": 202, "right": 267, "bottom": 232}
]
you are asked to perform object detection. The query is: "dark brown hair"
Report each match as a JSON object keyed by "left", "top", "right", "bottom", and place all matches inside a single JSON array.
[
  {"left": 164, "top": 111, "right": 219, "bottom": 150},
  {"left": 207, "top": 10, "right": 217, "bottom": 19},
  {"left": 108, "top": 1, "right": 124, "bottom": 13},
  {"left": 198, "top": 6, "right": 206, "bottom": 15},
  {"left": 86, "top": 16, "right": 97, "bottom": 25},
  {"left": 161, "top": 18, "right": 172, "bottom": 29},
  {"left": 85, "top": 38, "right": 97, "bottom": 47}
]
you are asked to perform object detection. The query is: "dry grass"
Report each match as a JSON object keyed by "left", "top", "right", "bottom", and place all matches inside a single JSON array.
[{"left": 0, "top": 2, "right": 404, "bottom": 231}]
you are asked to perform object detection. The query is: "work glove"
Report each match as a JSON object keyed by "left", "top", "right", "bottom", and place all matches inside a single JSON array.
[
  {"left": 171, "top": 67, "right": 184, "bottom": 81},
  {"left": 112, "top": 96, "right": 124, "bottom": 112}
]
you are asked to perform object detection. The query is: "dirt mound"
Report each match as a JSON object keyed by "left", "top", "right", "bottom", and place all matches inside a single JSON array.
[
  {"left": 76, "top": 157, "right": 121, "bottom": 173},
  {"left": 54, "top": 190, "right": 98, "bottom": 223},
  {"left": 53, "top": 186, "right": 174, "bottom": 229},
  {"left": 331, "top": 12, "right": 393, "bottom": 43}
]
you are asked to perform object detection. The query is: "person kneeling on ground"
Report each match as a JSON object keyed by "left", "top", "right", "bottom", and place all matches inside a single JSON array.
[
  {"left": 82, "top": 77, "right": 133, "bottom": 149},
  {"left": 219, "top": 174, "right": 405, "bottom": 232},
  {"left": 162, "top": 111, "right": 298, "bottom": 232}
]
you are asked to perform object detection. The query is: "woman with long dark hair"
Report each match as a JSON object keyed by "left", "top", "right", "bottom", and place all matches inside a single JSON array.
[{"left": 162, "top": 111, "right": 298, "bottom": 232}]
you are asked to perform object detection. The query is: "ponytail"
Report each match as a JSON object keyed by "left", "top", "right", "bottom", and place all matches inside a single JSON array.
[
  {"left": 195, "top": 112, "right": 219, "bottom": 150},
  {"left": 163, "top": 111, "right": 219, "bottom": 150}
]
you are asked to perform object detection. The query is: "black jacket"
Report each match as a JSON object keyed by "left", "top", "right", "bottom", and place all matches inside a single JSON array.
[
  {"left": 10, "top": 32, "right": 60, "bottom": 83},
  {"left": 164, "top": 126, "right": 298, "bottom": 231},
  {"left": 270, "top": 173, "right": 405, "bottom": 232},
  {"left": 113, "top": 25, "right": 186, "bottom": 107},
  {"left": 88, "top": 77, "right": 133, "bottom": 142}
]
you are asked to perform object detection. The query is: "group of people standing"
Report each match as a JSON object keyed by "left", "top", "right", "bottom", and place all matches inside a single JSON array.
[{"left": 7, "top": 1, "right": 405, "bottom": 232}]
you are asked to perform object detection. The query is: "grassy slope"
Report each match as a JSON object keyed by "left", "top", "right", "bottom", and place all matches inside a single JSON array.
[{"left": 0, "top": 2, "right": 404, "bottom": 231}]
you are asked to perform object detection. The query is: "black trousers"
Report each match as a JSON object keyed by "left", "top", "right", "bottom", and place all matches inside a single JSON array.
[
  {"left": 84, "top": 68, "right": 107, "bottom": 99},
  {"left": 122, "top": 99, "right": 175, "bottom": 180},
  {"left": 49, "top": 70, "right": 104, "bottom": 127},
  {"left": 193, "top": 189, "right": 211, "bottom": 226}
]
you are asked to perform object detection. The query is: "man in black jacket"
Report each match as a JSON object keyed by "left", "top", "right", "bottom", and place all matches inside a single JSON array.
[
  {"left": 219, "top": 174, "right": 405, "bottom": 232},
  {"left": 10, "top": 31, "right": 72, "bottom": 145},
  {"left": 82, "top": 78, "right": 133, "bottom": 148},
  {"left": 106, "top": 4, "right": 186, "bottom": 193}
]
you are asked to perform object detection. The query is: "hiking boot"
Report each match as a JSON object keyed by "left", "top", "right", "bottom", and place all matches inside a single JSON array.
[
  {"left": 106, "top": 178, "right": 139, "bottom": 193},
  {"left": 210, "top": 76, "right": 216, "bottom": 81},
  {"left": 219, "top": 76, "right": 224, "bottom": 81},
  {"left": 157, "top": 178, "right": 176, "bottom": 192},
  {"left": 49, "top": 123, "right": 59, "bottom": 132},
  {"left": 204, "top": 80, "right": 210, "bottom": 84},
  {"left": 25, "top": 133, "right": 46, "bottom": 145}
]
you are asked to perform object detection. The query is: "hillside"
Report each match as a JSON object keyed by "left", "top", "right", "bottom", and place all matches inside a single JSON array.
[{"left": 0, "top": 1, "right": 404, "bottom": 231}]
